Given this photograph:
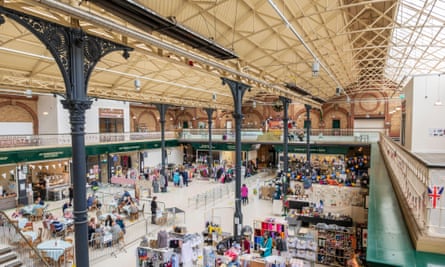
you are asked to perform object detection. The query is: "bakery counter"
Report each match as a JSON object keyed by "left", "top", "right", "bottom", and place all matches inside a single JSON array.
[
  {"left": 47, "top": 184, "right": 69, "bottom": 201},
  {"left": 0, "top": 195, "right": 17, "bottom": 210}
]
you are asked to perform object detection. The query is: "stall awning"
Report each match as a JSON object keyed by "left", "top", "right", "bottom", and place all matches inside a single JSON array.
[{"left": 0, "top": 139, "right": 179, "bottom": 165}]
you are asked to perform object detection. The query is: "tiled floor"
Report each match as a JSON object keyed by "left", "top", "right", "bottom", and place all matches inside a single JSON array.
[
  {"left": 4, "top": 171, "right": 337, "bottom": 266},
  {"left": 91, "top": 171, "right": 281, "bottom": 266}
]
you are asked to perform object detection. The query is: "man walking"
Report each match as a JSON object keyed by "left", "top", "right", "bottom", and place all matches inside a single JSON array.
[{"left": 151, "top": 196, "right": 158, "bottom": 224}]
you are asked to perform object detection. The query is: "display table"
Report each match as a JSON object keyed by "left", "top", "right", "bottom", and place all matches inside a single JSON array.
[
  {"left": 47, "top": 185, "right": 69, "bottom": 201},
  {"left": 287, "top": 199, "right": 311, "bottom": 210},
  {"left": 165, "top": 207, "right": 185, "bottom": 224}
]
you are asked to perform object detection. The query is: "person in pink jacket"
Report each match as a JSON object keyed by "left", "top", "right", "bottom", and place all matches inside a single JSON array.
[{"left": 241, "top": 184, "right": 249, "bottom": 205}]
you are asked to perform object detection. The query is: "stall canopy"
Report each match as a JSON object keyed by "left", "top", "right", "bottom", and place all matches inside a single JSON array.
[{"left": 0, "top": 140, "right": 179, "bottom": 165}]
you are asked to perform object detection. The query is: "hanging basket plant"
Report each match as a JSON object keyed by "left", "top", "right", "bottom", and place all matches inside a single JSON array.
[{"left": 272, "top": 101, "right": 284, "bottom": 112}]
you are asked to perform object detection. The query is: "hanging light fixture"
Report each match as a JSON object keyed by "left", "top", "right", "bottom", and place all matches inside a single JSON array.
[
  {"left": 312, "top": 60, "right": 320, "bottom": 77},
  {"left": 435, "top": 75, "right": 443, "bottom": 106},
  {"left": 134, "top": 79, "right": 141, "bottom": 91}
]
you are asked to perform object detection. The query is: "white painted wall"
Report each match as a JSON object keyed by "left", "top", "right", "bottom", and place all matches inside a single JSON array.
[
  {"left": 403, "top": 78, "right": 414, "bottom": 150},
  {"left": 247, "top": 150, "right": 258, "bottom": 162},
  {"left": 38, "top": 95, "right": 59, "bottom": 134},
  {"left": 353, "top": 118, "right": 384, "bottom": 130},
  {"left": 403, "top": 76, "right": 445, "bottom": 152},
  {"left": 56, "top": 95, "right": 71, "bottom": 134},
  {"left": 142, "top": 147, "right": 183, "bottom": 168},
  {"left": 0, "top": 122, "right": 33, "bottom": 135},
  {"left": 85, "top": 99, "right": 130, "bottom": 133}
]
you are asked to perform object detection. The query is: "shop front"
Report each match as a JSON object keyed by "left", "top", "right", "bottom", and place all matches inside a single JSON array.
[
  {"left": 190, "top": 143, "right": 257, "bottom": 178},
  {"left": 0, "top": 140, "right": 180, "bottom": 208},
  {"left": 86, "top": 140, "right": 179, "bottom": 185},
  {"left": 0, "top": 146, "right": 72, "bottom": 206},
  {"left": 0, "top": 163, "right": 18, "bottom": 209}
]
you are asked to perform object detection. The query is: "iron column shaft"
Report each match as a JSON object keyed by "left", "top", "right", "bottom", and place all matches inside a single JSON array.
[{"left": 221, "top": 78, "right": 250, "bottom": 241}]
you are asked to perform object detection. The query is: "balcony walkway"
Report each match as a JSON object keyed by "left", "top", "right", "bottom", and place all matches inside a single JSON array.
[{"left": 367, "top": 143, "right": 445, "bottom": 266}]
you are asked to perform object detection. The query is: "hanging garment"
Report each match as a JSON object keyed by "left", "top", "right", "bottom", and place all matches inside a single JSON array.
[
  {"left": 157, "top": 230, "right": 168, "bottom": 248},
  {"left": 171, "top": 254, "right": 179, "bottom": 267}
]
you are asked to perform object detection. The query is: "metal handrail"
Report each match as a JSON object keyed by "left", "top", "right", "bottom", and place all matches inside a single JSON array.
[{"left": 0, "top": 210, "right": 50, "bottom": 266}]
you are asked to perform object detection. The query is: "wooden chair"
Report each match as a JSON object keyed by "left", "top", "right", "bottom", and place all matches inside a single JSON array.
[
  {"left": 42, "top": 220, "right": 51, "bottom": 239},
  {"left": 33, "top": 227, "right": 43, "bottom": 246},
  {"left": 50, "top": 222, "right": 66, "bottom": 238},
  {"left": 138, "top": 204, "right": 145, "bottom": 218},
  {"left": 40, "top": 250, "right": 57, "bottom": 266},
  {"left": 19, "top": 235, "right": 32, "bottom": 248},
  {"left": 130, "top": 210, "right": 138, "bottom": 221},
  {"left": 31, "top": 208, "right": 44, "bottom": 221},
  {"left": 65, "top": 246, "right": 74, "bottom": 263},
  {"left": 23, "top": 221, "right": 34, "bottom": 231}
]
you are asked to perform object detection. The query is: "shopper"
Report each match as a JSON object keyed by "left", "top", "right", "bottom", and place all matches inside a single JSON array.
[
  {"left": 241, "top": 235, "right": 251, "bottom": 254},
  {"left": 68, "top": 185, "right": 73, "bottom": 206},
  {"left": 241, "top": 184, "right": 249, "bottom": 205},
  {"left": 151, "top": 196, "right": 158, "bottom": 224},
  {"left": 182, "top": 169, "right": 189, "bottom": 187},
  {"left": 260, "top": 231, "right": 272, "bottom": 257},
  {"left": 173, "top": 169, "right": 180, "bottom": 187}
]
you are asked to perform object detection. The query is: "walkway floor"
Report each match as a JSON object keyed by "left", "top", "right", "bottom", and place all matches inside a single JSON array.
[{"left": 91, "top": 171, "right": 282, "bottom": 267}]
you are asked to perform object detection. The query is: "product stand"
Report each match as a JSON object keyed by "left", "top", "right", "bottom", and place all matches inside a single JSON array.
[
  {"left": 252, "top": 218, "right": 287, "bottom": 252},
  {"left": 137, "top": 229, "right": 202, "bottom": 267},
  {"left": 286, "top": 218, "right": 315, "bottom": 266},
  {"left": 315, "top": 224, "right": 354, "bottom": 266},
  {"left": 169, "top": 231, "right": 203, "bottom": 267},
  {"left": 136, "top": 246, "right": 174, "bottom": 267}
]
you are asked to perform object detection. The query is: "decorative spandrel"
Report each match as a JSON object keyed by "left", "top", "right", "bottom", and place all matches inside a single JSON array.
[{"left": 0, "top": 6, "right": 132, "bottom": 95}]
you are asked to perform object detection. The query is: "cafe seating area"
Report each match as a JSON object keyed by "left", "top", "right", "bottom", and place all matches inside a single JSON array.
[{"left": 0, "top": 185, "right": 151, "bottom": 266}]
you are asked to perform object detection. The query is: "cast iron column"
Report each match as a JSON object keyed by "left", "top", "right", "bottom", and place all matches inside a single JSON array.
[
  {"left": 221, "top": 78, "right": 251, "bottom": 241},
  {"left": 205, "top": 108, "right": 215, "bottom": 175},
  {"left": 280, "top": 96, "right": 291, "bottom": 195},
  {"left": 156, "top": 104, "right": 170, "bottom": 180},
  {"left": 0, "top": 8, "right": 132, "bottom": 267},
  {"left": 305, "top": 104, "right": 312, "bottom": 170}
]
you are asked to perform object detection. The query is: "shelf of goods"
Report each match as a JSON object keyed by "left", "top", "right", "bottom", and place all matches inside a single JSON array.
[
  {"left": 253, "top": 218, "right": 287, "bottom": 252},
  {"left": 287, "top": 222, "right": 316, "bottom": 266},
  {"left": 315, "top": 224, "right": 354, "bottom": 266}
]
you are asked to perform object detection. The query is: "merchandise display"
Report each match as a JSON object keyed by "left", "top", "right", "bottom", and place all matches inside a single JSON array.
[
  {"left": 286, "top": 221, "right": 316, "bottom": 264},
  {"left": 253, "top": 218, "right": 287, "bottom": 252},
  {"left": 315, "top": 224, "right": 354, "bottom": 266}
]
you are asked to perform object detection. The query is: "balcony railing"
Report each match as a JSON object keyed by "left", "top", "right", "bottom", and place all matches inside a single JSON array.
[
  {"left": 0, "top": 128, "right": 384, "bottom": 150},
  {"left": 380, "top": 134, "right": 445, "bottom": 236},
  {"left": 0, "top": 131, "right": 178, "bottom": 149}
]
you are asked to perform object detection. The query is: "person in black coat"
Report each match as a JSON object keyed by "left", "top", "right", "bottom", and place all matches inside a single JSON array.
[
  {"left": 68, "top": 186, "right": 73, "bottom": 206},
  {"left": 151, "top": 196, "right": 158, "bottom": 224}
]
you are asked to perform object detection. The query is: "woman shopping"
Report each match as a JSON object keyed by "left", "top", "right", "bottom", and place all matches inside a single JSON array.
[{"left": 260, "top": 231, "right": 273, "bottom": 257}]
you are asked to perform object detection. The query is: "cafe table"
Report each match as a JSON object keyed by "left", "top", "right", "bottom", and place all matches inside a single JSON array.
[
  {"left": 37, "top": 239, "right": 72, "bottom": 262},
  {"left": 12, "top": 230, "right": 37, "bottom": 243},
  {"left": 98, "top": 213, "right": 117, "bottom": 222}
]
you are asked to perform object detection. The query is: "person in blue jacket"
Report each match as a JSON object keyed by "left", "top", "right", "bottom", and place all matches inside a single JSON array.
[{"left": 260, "top": 231, "right": 273, "bottom": 257}]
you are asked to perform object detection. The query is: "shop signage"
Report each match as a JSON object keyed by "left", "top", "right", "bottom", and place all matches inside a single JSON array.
[
  {"left": 99, "top": 108, "right": 124, "bottom": 118},
  {"left": 190, "top": 143, "right": 254, "bottom": 151},
  {"left": 274, "top": 144, "right": 349, "bottom": 154},
  {"left": 0, "top": 140, "right": 179, "bottom": 165}
]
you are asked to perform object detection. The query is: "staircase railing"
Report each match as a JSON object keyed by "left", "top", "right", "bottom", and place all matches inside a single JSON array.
[{"left": 0, "top": 210, "right": 50, "bottom": 267}]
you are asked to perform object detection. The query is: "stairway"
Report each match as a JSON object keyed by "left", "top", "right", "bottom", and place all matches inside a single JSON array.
[{"left": 0, "top": 245, "right": 22, "bottom": 267}]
